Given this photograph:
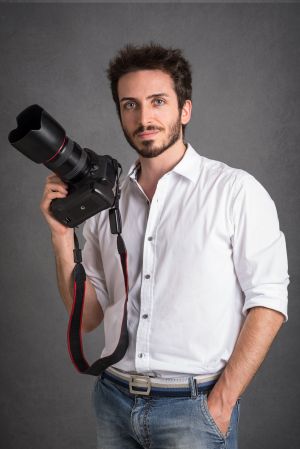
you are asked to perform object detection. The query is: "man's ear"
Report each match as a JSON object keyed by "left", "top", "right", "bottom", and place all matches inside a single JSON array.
[{"left": 181, "top": 100, "right": 192, "bottom": 125}]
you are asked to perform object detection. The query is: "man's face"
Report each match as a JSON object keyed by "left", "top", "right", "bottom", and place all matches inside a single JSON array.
[{"left": 117, "top": 70, "right": 190, "bottom": 158}]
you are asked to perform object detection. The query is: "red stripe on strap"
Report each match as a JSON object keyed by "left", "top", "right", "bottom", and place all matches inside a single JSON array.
[{"left": 67, "top": 279, "right": 89, "bottom": 372}]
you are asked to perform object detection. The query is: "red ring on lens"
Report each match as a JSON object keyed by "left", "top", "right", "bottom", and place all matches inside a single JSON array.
[{"left": 46, "top": 136, "right": 67, "bottom": 162}]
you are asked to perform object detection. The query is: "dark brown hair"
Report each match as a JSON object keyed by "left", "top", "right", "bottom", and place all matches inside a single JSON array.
[{"left": 107, "top": 43, "right": 192, "bottom": 119}]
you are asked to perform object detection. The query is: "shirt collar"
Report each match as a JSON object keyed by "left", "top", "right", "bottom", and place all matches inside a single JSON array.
[
  {"left": 171, "top": 143, "right": 201, "bottom": 183},
  {"left": 128, "top": 160, "right": 141, "bottom": 181},
  {"left": 127, "top": 143, "right": 201, "bottom": 184}
]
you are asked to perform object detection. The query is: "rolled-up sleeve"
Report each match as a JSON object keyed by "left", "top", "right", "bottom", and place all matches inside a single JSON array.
[
  {"left": 231, "top": 173, "right": 289, "bottom": 321},
  {"left": 82, "top": 216, "right": 110, "bottom": 312}
]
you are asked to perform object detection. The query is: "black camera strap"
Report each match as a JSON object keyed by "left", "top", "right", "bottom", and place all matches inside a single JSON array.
[
  {"left": 67, "top": 164, "right": 129, "bottom": 376},
  {"left": 67, "top": 231, "right": 129, "bottom": 376}
]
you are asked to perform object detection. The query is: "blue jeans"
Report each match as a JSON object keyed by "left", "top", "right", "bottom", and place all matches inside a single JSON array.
[{"left": 91, "top": 373, "right": 240, "bottom": 449}]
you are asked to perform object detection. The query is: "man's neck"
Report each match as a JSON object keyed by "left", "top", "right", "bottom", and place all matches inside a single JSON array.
[{"left": 137, "top": 140, "right": 187, "bottom": 192}]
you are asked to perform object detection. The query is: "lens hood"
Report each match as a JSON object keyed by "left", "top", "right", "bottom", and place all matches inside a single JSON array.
[{"left": 8, "top": 104, "right": 66, "bottom": 164}]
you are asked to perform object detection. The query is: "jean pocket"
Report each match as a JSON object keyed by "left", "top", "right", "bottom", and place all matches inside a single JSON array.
[{"left": 200, "top": 392, "right": 233, "bottom": 440}]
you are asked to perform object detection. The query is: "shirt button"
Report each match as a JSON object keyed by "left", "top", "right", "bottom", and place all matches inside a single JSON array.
[
  {"left": 142, "top": 314, "right": 148, "bottom": 319},
  {"left": 145, "top": 274, "right": 151, "bottom": 279},
  {"left": 138, "top": 353, "right": 144, "bottom": 358},
  {"left": 148, "top": 236, "right": 153, "bottom": 241}
]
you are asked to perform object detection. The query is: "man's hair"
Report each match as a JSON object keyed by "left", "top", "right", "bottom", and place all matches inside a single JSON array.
[{"left": 107, "top": 43, "right": 192, "bottom": 120}]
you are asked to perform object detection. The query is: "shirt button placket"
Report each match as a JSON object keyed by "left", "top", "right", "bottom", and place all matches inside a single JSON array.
[{"left": 136, "top": 190, "right": 161, "bottom": 371}]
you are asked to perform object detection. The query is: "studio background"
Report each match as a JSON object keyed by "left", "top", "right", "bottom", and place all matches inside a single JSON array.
[{"left": 0, "top": 3, "right": 299, "bottom": 448}]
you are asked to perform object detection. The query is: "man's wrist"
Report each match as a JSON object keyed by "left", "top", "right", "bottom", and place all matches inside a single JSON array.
[
  {"left": 51, "top": 230, "right": 74, "bottom": 255},
  {"left": 209, "top": 376, "right": 239, "bottom": 410}
]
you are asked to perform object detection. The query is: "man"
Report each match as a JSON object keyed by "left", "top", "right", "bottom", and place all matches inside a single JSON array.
[{"left": 40, "top": 43, "right": 289, "bottom": 449}]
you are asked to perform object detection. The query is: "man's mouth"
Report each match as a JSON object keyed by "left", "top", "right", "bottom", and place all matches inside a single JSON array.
[
  {"left": 137, "top": 130, "right": 160, "bottom": 139},
  {"left": 134, "top": 125, "right": 163, "bottom": 139}
]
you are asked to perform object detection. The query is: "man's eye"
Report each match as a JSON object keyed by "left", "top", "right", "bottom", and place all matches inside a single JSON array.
[
  {"left": 153, "top": 98, "right": 165, "bottom": 106},
  {"left": 124, "top": 102, "right": 136, "bottom": 110}
]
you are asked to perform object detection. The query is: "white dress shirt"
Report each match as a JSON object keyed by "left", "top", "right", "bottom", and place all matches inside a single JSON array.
[{"left": 82, "top": 143, "right": 289, "bottom": 378}]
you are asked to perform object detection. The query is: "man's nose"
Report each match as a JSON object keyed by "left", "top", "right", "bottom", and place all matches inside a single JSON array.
[{"left": 138, "top": 104, "right": 153, "bottom": 127}]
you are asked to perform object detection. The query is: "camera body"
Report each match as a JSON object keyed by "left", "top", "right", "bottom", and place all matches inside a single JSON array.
[
  {"left": 49, "top": 146, "right": 118, "bottom": 227},
  {"left": 8, "top": 104, "right": 120, "bottom": 227}
]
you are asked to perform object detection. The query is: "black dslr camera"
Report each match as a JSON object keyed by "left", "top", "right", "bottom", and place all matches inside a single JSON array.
[{"left": 8, "top": 104, "right": 122, "bottom": 228}]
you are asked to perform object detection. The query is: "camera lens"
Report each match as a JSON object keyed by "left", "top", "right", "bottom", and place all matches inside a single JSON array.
[{"left": 8, "top": 104, "right": 89, "bottom": 182}]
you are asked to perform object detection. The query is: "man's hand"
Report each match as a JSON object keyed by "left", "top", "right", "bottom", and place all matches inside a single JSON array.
[
  {"left": 206, "top": 390, "right": 235, "bottom": 436},
  {"left": 40, "top": 174, "right": 72, "bottom": 237}
]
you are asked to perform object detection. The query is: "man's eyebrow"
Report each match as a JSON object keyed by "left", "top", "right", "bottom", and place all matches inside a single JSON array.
[
  {"left": 147, "top": 93, "right": 170, "bottom": 99},
  {"left": 120, "top": 97, "right": 136, "bottom": 103},
  {"left": 120, "top": 93, "right": 170, "bottom": 103}
]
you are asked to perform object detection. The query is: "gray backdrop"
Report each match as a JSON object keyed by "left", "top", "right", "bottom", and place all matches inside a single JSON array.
[{"left": 0, "top": 3, "right": 299, "bottom": 449}]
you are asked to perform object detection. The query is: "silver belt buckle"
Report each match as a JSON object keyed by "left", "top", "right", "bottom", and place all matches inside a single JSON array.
[{"left": 129, "top": 376, "right": 151, "bottom": 395}]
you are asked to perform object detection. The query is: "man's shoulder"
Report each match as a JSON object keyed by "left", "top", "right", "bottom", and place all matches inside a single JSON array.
[
  {"left": 194, "top": 149, "right": 273, "bottom": 205},
  {"left": 189, "top": 145, "right": 251, "bottom": 187}
]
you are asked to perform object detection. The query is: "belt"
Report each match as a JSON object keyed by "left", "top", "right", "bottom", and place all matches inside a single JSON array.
[{"left": 102, "top": 367, "right": 220, "bottom": 397}]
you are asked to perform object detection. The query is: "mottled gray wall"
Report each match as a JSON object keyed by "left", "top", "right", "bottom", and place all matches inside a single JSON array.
[{"left": 0, "top": 3, "right": 299, "bottom": 449}]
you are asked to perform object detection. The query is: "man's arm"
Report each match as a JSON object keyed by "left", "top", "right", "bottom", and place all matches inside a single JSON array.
[
  {"left": 41, "top": 174, "right": 103, "bottom": 333},
  {"left": 209, "top": 173, "right": 289, "bottom": 435},
  {"left": 207, "top": 306, "right": 284, "bottom": 435},
  {"left": 51, "top": 233, "right": 103, "bottom": 333}
]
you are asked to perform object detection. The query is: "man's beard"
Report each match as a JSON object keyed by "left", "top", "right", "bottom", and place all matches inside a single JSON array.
[{"left": 121, "top": 115, "right": 182, "bottom": 158}]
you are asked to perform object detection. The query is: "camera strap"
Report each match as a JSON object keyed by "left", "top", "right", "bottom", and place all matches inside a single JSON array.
[
  {"left": 67, "top": 230, "right": 129, "bottom": 376},
  {"left": 67, "top": 160, "right": 129, "bottom": 376}
]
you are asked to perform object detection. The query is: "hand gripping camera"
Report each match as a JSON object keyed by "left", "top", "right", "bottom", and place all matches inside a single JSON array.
[{"left": 8, "top": 104, "right": 122, "bottom": 229}]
